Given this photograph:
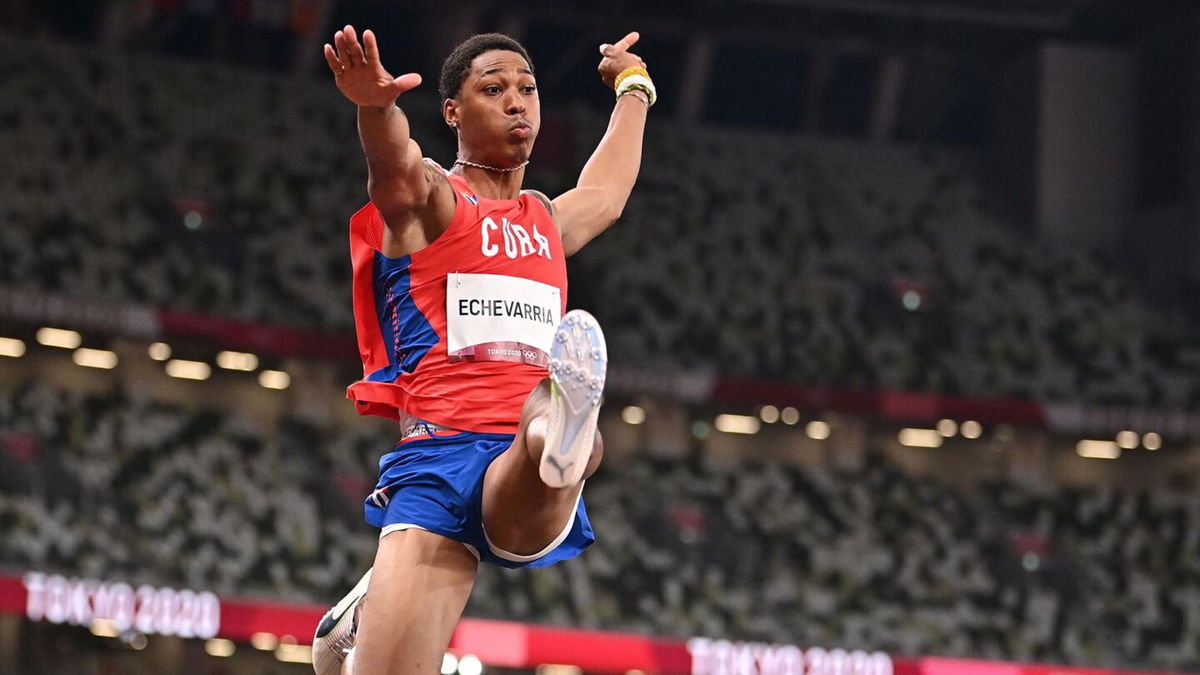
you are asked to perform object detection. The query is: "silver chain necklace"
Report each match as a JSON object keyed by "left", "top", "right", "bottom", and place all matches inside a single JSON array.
[{"left": 454, "top": 157, "right": 529, "bottom": 173}]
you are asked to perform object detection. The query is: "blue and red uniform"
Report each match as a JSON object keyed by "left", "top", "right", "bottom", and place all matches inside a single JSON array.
[{"left": 347, "top": 162, "right": 593, "bottom": 567}]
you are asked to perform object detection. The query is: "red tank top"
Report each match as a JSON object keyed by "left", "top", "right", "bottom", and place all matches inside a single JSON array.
[{"left": 346, "top": 164, "right": 567, "bottom": 434}]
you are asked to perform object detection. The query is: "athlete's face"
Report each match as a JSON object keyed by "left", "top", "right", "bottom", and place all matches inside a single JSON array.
[{"left": 445, "top": 49, "right": 540, "bottom": 167}]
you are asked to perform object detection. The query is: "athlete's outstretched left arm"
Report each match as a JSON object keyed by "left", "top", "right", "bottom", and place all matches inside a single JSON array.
[{"left": 550, "top": 32, "right": 649, "bottom": 256}]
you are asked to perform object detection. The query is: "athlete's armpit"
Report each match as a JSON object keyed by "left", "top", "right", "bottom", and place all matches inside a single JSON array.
[
  {"left": 422, "top": 163, "right": 458, "bottom": 206},
  {"left": 423, "top": 162, "right": 444, "bottom": 186},
  {"left": 523, "top": 189, "right": 556, "bottom": 218}
]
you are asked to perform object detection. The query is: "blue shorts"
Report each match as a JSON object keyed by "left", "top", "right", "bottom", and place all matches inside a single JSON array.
[{"left": 364, "top": 431, "right": 594, "bottom": 569}]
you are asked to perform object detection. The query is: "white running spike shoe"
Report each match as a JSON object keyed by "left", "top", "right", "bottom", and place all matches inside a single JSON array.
[
  {"left": 541, "top": 309, "right": 607, "bottom": 488},
  {"left": 312, "top": 568, "right": 371, "bottom": 675}
]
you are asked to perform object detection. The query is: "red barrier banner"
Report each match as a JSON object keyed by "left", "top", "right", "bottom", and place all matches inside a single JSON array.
[
  {"left": 157, "top": 310, "right": 357, "bottom": 360},
  {"left": 18, "top": 572, "right": 219, "bottom": 639},
  {"left": 0, "top": 574, "right": 25, "bottom": 615},
  {"left": 921, "top": 657, "right": 1024, "bottom": 675},
  {"left": 0, "top": 573, "right": 1187, "bottom": 675},
  {"left": 688, "top": 639, "right": 892, "bottom": 675},
  {"left": 522, "top": 623, "right": 691, "bottom": 673},
  {"left": 0, "top": 286, "right": 158, "bottom": 338},
  {"left": 917, "top": 657, "right": 1186, "bottom": 675},
  {"left": 216, "top": 594, "right": 321, "bottom": 643}
]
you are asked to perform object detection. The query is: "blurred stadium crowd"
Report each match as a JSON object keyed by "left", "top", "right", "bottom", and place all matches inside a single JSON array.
[
  {"left": 2, "top": 7, "right": 1200, "bottom": 674},
  {"left": 0, "top": 38, "right": 1195, "bottom": 406},
  {"left": 1, "top": 379, "right": 1197, "bottom": 669}
]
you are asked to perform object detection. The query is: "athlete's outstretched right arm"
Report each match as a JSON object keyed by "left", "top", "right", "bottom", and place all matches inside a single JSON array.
[{"left": 324, "top": 26, "right": 454, "bottom": 234}]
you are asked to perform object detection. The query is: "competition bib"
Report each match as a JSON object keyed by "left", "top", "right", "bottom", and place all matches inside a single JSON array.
[{"left": 446, "top": 272, "right": 561, "bottom": 366}]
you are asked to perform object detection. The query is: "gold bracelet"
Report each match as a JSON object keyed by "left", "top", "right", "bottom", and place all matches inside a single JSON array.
[
  {"left": 619, "top": 90, "right": 650, "bottom": 106},
  {"left": 615, "top": 76, "right": 656, "bottom": 107},
  {"left": 613, "top": 66, "right": 650, "bottom": 92}
]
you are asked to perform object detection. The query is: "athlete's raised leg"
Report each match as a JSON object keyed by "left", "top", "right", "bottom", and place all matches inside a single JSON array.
[
  {"left": 341, "top": 529, "right": 477, "bottom": 675},
  {"left": 482, "top": 310, "right": 606, "bottom": 556}
]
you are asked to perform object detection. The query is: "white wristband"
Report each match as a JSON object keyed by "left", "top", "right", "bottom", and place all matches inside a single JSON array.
[{"left": 615, "top": 73, "right": 656, "bottom": 107}]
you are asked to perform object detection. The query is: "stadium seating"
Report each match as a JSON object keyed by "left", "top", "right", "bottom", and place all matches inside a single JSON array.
[
  {"left": 0, "top": 378, "right": 382, "bottom": 601},
  {"left": 1, "top": 36, "right": 1196, "bottom": 406},
  {"left": 580, "top": 127, "right": 1188, "bottom": 405},
  {"left": 1, "top": 378, "right": 1196, "bottom": 670}
]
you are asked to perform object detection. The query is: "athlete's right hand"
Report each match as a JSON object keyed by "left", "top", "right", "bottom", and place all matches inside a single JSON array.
[{"left": 324, "top": 25, "right": 422, "bottom": 108}]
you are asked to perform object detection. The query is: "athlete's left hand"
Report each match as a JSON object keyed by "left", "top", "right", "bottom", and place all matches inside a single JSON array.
[{"left": 597, "top": 31, "right": 646, "bottom": 89}]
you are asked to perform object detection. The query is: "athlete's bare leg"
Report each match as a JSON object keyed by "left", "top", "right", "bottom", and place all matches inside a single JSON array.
[
  {"left": 482, "top": 379, "right": 604, "bottom": 555},
  {"left": 329, "top": 388, "right": 598, "bottom": 675},
  {"left": 319, "top": 316, "right": 604, "bottom": 674},
  {"left": 344, "top": 528, "right": 477, "bottom": 675}
]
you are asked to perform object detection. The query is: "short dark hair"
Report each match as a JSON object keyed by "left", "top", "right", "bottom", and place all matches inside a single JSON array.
[{"left": 438, "top": 33, "right": 534, "bottom": 102}]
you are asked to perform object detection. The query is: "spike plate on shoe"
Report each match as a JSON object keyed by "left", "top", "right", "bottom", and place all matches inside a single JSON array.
[{"left": 539, "top": 309, "right": 607, "bottom": 488}]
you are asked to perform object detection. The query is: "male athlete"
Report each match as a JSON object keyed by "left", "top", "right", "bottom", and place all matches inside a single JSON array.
[{"left": 312, "top": 24, "right": 653, "bottom": 674}]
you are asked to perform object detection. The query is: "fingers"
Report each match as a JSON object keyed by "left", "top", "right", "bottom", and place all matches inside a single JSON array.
[
  {"left": 333, "top": 29, "right": 349, "bottom": 63},
  {"left": 331, "top": 25, "right": 367, "bottom": 69},
  {"left": 363, "top": 29, "right": 380, "bottom": 65},
  {"left": 329, "top": 25, "right": 379, "bottom": 79},
  {"left": 323, "top": 42, "right": 342, "bottom": 75},
  {"left": 600, "top": 31, "right": 641, "bottom": 58},
  {"left": 613, "top": 31, "right": 639, "bottom": 52},
  {"left": 390, "top": 73, "right": 423, "bottom": 95},
  {"left": 343, "top": 25, "right": 367, "bottom": 66},
  {"left": 326, "top": 25, "right": 416, "bottom": 103}
]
